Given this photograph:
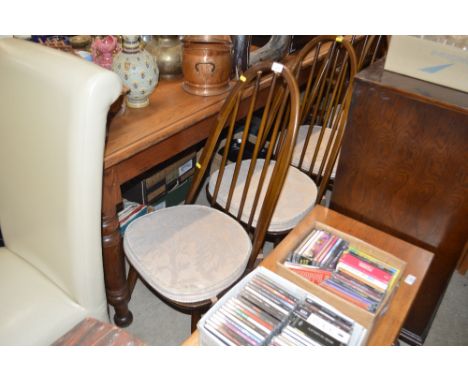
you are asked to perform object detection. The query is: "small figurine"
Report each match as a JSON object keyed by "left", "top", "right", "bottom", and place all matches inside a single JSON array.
[{"left": 91, "top": 35, "right": 118, "bottom": 70}]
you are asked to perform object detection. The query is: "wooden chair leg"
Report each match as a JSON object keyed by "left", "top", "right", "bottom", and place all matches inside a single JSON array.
[
  {"left": 191, "top": 310, "right": 202, "bottom": 333},
  {"left": 127, "top": 265, "right": 139, "bottom": 297},
  {"left": 272, "top": 232, "right": 287, "bottom": 247}
]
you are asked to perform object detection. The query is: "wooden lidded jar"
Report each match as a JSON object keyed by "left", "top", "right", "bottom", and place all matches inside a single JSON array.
[{"left": 182, "top": 35, "right": 232, "bottom": 96}]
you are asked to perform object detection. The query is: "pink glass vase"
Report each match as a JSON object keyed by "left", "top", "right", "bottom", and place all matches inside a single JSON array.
[{"left": 92, "top": 35, "right": 118, "bottom": 70}]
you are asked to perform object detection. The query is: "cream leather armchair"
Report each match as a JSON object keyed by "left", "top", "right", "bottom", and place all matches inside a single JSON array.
[{"left": 0, "top": 38, "right": 122, "bottom": 345}]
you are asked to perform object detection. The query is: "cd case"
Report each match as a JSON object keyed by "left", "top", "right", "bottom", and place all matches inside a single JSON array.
[
  {"left": 276, "top": 221, "right": 407, "bottom": 330},
  {"left": 197, "top": 267, "right": 368, "bottom": 346}
]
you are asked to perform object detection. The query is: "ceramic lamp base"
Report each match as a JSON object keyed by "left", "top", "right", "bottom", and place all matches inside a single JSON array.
[{"left": 112, "top": 36, "right": 159, "bottom": 110}]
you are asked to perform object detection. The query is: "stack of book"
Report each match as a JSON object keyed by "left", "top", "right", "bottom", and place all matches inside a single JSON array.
[
  {"left": 270, "top": 297, "right": 367, "bottom": 346},
  {"left": 118, "top": 200, "right": 149, "bottom": 234},
  {"left": 203, "top": 272, "right": 299, "bottom": 345}
]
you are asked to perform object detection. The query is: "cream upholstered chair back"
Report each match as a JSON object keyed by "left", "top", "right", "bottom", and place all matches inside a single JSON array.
[{"left": 0, "top": 38, "right": 121, "bottom": 343}]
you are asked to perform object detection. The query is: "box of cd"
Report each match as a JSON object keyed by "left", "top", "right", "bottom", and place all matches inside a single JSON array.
[
  {"left": 198, "top": 266, "right": 368, "bottom": 346},
  {"left": 276, "top": 221, "right": 406, "bottom": 330},
  {"left": 198, "top": 267, "right": 307, "bottom": 346}
]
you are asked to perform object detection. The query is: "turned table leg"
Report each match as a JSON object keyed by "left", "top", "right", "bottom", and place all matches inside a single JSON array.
[{"left": 102, "top": 168, "right": 133, "bottom": 327}]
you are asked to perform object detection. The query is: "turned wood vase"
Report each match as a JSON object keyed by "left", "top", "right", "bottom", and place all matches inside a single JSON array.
[{"left": 182, "top": 35, "right": 232, "bottom": 96}]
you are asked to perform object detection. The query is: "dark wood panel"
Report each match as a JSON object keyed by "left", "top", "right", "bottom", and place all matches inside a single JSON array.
[{"left": 331, "top": 61, "right": 468, "bottom": 344}]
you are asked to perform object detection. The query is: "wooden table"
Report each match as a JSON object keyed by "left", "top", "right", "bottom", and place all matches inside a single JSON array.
[
  {"left": 182, "top": 205, "right": 433, "bottom": 346},
  {"left": 101, "top": 38, "right": 353, "bottom": 327},
  {"left": 330, "top": 60, "right": 468, "bottom": 345}
]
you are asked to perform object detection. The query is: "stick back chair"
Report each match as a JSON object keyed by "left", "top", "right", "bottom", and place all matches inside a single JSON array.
[
  {"left": 123, "top": 61, "right": 303, "bottom": 331},
  {"left": 289, "top": 36, "right": 358, "bottom": 204},
  {"left": 352, "top": 35, "right": 389, "bottom": 71}
]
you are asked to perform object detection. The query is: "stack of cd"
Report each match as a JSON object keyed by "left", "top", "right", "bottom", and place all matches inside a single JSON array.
[
  {"left": 269, "top": 297, "right": 366, "bottom": 346},
  {"left": 203, "top": 273, "right": 299, "bottom": 345}
]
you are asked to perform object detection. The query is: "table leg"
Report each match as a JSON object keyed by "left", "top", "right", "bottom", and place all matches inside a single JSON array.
[{"left": 102, "top": 168, "right": 133, "bottom": 327}]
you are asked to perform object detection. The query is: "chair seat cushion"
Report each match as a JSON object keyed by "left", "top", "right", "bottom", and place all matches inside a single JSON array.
[
  {"left": 291, "top": 124, "right": 339, "bottom": 178},
  {"left": 123, "top": 205, "right": 252, "bottom": 304},
  {"left": 0, "top": 248, "right": 86, "bottom": 345},
  {"left": 208, "top": 159, "right": 317, "bottom": 233}
]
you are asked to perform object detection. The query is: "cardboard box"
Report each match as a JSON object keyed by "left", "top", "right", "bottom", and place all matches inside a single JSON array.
[
  {"left": 123, "top": 151, "right": 196, "bottom": 205},
  {"left": 197, "top": 267, "right": 369, "bottom": 346},
  {"left": 276, "top": 221, "right": 406, "bottom": 330},
  {"left": 384, "top": 35, "right": 468, "bottom": 93},
  {"left": 151, "top": 177, "right": 192, "bottom": 211}
]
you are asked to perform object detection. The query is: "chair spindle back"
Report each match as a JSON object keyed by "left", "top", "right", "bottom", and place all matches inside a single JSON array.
[
  {"left": 185, "top": 61, "right": 300, "bottom": 268},
  {"left": 290, "top": 36, "right": 358, "bottom": 203}
]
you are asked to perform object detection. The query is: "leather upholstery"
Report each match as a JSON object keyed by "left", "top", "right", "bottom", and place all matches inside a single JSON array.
[
  {"left": 0, "top": 38, "right": 122, "bottom": 344},
  {"left": 0, "top": 248, "right": 87, "bottom": 345}
]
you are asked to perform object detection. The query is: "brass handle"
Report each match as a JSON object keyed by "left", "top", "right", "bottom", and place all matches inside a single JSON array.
[{"left": 195, "top": 62, "right": 216, "bottom": 72}]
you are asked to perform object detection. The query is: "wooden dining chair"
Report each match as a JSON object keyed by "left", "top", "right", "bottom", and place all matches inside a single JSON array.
[
  {"left": 123, "top": 61, "right": 308, "bottom": 331},
  {"left": 289, "top": 35, "right": 358, "bottom": 205},
  {"left": 352, "top": 35, "right": 389, "bottom": 71}
]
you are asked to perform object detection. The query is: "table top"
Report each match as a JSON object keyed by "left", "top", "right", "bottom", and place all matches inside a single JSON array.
[
  {"left": 356, "top": 60, "right": 468, "bottom": 113},
  {"left": 182, "top": 205, "right": 434, "bottom": 346},
  {"left": 105, "top": 77, "right": 227, "bottom": 170},
  {"left": 104, "top": 38, "right": 346, "bottom": 171}
]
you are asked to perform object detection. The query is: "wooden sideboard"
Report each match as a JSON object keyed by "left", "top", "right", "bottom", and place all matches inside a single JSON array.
[{"left": 331, "top": 60, "right": 468, "bottom": 345}]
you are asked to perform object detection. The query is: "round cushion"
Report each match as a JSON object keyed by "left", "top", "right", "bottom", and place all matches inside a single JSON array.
[
  {"left": 291, "top": 124, "right": 339, "bottom": 178},
  {"left": 208, "top": 159, "right": 317, "bottom": 232},
  {"left": 123, "top": 205, "right": 252, "bottom": 304}
]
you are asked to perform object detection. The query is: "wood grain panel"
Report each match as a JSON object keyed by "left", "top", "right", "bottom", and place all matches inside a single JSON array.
[
  {"left": 331, "top": 61, "right": 468, "bottom": 344},
  {"left": 53, "top": 318, "right": 145, "bottom": 346}
]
